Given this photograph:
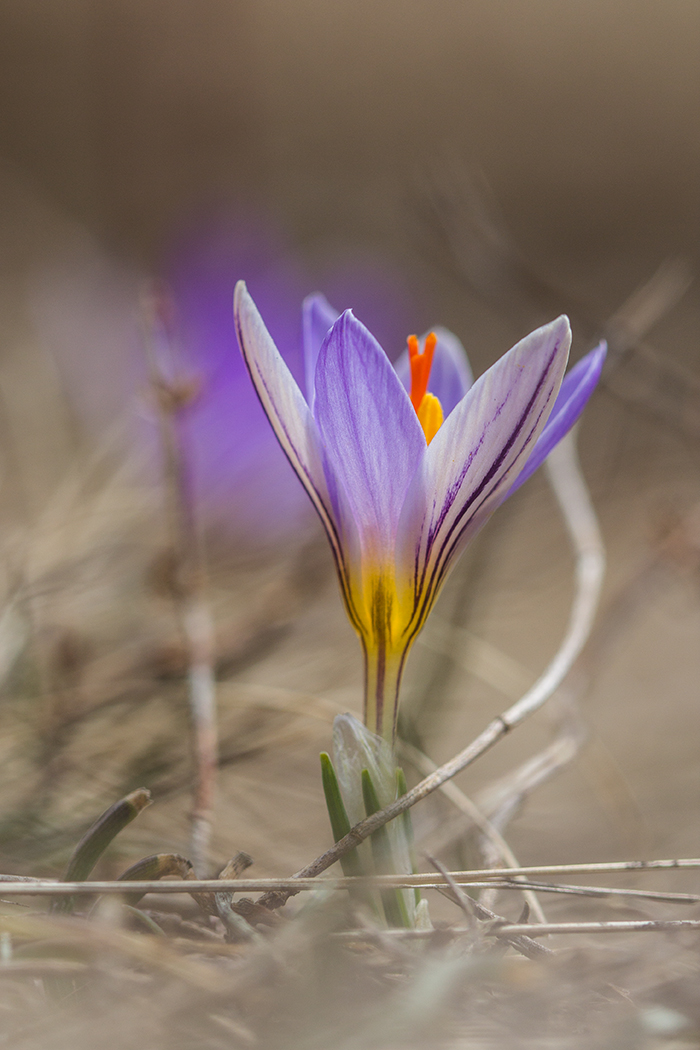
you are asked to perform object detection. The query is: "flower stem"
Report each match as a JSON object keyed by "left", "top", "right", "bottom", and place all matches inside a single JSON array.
[{"left": 363, "top": 644, "right": 405, "bottom": 744}]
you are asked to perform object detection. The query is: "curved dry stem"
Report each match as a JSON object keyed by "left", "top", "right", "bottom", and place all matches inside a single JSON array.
[
  {"left": 477, "top": 430, "right": 603, "bottom": 912},
  {"left": 501, "top": 428, "right": 605, "bottom": 730}
]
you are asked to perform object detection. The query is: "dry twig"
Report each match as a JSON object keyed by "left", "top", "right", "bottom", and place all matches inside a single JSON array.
[
  {"left": 3, "top": 853, "right": 699, "bottom": 896},
  {"left": 143, "top": 288, "right": 218, "bottom": 875}
]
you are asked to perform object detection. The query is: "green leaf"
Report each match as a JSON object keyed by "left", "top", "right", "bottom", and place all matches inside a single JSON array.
[{"left": 320, "top": 753, "right": 363, "bottom": 878}]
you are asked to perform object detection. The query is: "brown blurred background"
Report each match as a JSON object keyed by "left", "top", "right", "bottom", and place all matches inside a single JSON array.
[
  {"left": 0, "top": 0, "right": 698, "bottom": 887},
  {"left": 1, "top": 1, "right": 697, "bottom": 267}
]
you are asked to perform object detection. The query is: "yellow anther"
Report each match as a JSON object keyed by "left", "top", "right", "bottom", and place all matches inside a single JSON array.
[{"left": 416, "top": 392, "right": 444, "bottom": 444}]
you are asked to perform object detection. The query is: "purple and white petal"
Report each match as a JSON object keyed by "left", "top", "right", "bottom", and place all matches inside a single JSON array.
[
  {"left": 395, "top": 327, "right": 474, "bottom": 417},
  {"left": 314, "top": 309, "right": 425, "bottom": 560},
  {"left": 302, "top": 292, "right": 339, "bottom": 413},
  {"left": 234, "top": 282, "right": 351, "bottom": 579},
  {"left": 396, "top": 316, "right": 571, "bottom": 632},
  {"left": 505, "top": 341, "right": 607, "bottom": 498}
]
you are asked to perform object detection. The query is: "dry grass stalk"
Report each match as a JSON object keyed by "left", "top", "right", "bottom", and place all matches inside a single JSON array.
[
  {"left": 2, "top": 852, "right": 699, "bottom": 896},
  {"left": 143, "top": 287, "right": 218, "bottom": 876}
]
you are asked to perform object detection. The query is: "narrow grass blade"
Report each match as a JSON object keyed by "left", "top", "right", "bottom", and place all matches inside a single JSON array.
[
  {"left": 320, "top": 753, "right": 363, "bottom": 878},
  {"left": 52, "top": 788, "right": 152, "bottom": 915}
]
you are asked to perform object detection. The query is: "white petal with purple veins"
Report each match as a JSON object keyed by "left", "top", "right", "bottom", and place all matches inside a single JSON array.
[
  {"left": 234, "top": 282, "right": 353, "bottom": 593},
  {"left": 396, "top": 316, "right": 571, "bottom": 633},
  {"left": 507, "top": 341, "right": 606, "bottom": 497}
]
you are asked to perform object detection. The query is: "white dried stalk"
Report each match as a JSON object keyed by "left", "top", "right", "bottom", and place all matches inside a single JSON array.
[
  {"left": 2, "top": 854, "right": 699, "bottom": 895},
  {"left": 499, "top": 427, "right": 605, "bottom": 731},
  {"left": 478, "top": 430, "right": 599, "bottom": 901},
  {"left": 337, "top": 918, "right": 700, "bottom": 941},
  {"left": 494, "top": 918, "right": 700, "bottom": 937}
]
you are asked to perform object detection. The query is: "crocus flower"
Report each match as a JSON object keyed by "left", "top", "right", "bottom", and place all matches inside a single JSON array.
[{"left": 234, "top": 282, "right": 606, "bottom": 742}]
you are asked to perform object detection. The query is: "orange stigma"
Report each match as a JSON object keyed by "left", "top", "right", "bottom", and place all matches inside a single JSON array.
[
  {"left": 407, "top": 332, "right": 437, "bottom": 412},
  {"left": 407, "top": 331, "right": 443, "bottom": 443}
]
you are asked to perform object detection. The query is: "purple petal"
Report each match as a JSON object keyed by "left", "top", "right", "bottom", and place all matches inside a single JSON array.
[
  {"left": 314, "top": 310, "right": 425, "bottom": 560},
  {"left": 394, "top": 327, "right": 474, "bottom": 417},
  {"left": 397, "top": 316, "right": 571, "bottom": 634},
  {"left": 302, "top": 292, "right": 340, "bottom": 413},
  {"left": 234, "top": 282, "right": 356, "bottom": 582},
  {"left": 506, "top": 341, "right": 606, "bottom": 498}
]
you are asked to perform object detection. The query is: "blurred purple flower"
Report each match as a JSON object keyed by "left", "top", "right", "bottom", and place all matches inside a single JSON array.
[
  {"left": 33, "top": 209, "right": 420, "bottom": 541},
  {"left": 166, "top": 213, "right": 312, "bottom": 536}
]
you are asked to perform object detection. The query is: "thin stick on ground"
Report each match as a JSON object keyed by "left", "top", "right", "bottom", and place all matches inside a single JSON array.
[
  {"left": 426, "top": 855, "right": 479, "bottom": 934},
  {"left": 336, "top": 918, "right": 700, "bottom": 941},
  {"left": 493, "top": 919, "right": 700, "bottom": 938},
  {"left": 458, "top": 879, "right": 700, "bottom": 904},
  {"left": 143, "top": 287, "right": 218, "bottom": 875},
  {"left": 0, "top": 855, "right": 699, "bottom": 895}
]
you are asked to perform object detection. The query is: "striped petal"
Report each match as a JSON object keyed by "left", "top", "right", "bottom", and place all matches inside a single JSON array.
[
  {"left": 234, "top": 282, "right": 356, "bottom": 607},
  {"left": 396, "top": 316, "right": 571, "bottom": 636},
  {"left": 313, "top": 309, "right": 425, "bottom": 562},
  {"left": 506, "top": 340, "right": 607, "bottom": 497},
  {"left": 302, "top": 292, "right": 339, "bottom": 413},
  {"left": 394, "top": 327, "right": 473, "bottom": 416}
]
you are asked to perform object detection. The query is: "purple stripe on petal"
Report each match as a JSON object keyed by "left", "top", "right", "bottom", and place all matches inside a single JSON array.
[
  {"left": 417, "top": 352, "right": 560, "bottom": 626},
  {"left": 505, "top": 341, "right": 607, "bottom": 498},
  {"left": 302, "top": 292, "right": 339, "bottom": 414},
  {"left": 397, "top": 316, "right": 571, "bottom": 633},
  {"left": 394, "top": 327, "right": 474, "bottom": 417},
  {"left": 314, "top": 309, "right": 425, "bottom": 559},
  {"left": 234, "top": 283, "right": 361, "bottom": 626}
]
